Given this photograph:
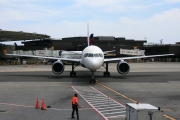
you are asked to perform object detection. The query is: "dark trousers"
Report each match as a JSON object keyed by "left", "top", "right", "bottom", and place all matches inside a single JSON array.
[{"left": 72, "top": 104, "right": 79, "bottom": 118}]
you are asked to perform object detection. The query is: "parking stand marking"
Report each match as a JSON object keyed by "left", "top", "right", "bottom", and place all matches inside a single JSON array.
[{"left": 72, "top": 86, "right": 126, "bottom": 120}]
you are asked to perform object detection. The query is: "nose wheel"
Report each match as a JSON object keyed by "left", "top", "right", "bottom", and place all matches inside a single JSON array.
[
  {"left": 90, "top": 71, "right": 96, "bottom": 84},
  {"left": 70, "top": 71, "right": 76, "bottom": 77},
  {"left": 89, "top": 76, "right": 96, "bottom": 84}
]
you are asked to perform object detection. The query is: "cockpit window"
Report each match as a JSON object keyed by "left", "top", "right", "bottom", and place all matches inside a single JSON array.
[
  {"left": 88, "top": 53, "right": 93, "bottom": 57},
  {"left": 94, "top": 54, "right": 99, "bottom": 57},
  {"left": 84, "top": 53, "right": 88, "bottom": 57},
  {"left": 99, "top": 53, "right": 103, "bottom": 57},
  {"left": 84, "top": 53, "right": 103, "bottom": 57}
]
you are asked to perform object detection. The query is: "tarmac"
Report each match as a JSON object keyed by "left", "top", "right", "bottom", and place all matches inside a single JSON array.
[{"left": 0, "top": 62, "right": 180, "bottom": 120}]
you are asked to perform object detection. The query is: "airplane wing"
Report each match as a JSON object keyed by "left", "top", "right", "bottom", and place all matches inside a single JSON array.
[
  {"left": 104, "top": 54, "right": 174, "bottom": 62},
  {"left": 6, "top": 54, "right": 81, "bottom": 63}
]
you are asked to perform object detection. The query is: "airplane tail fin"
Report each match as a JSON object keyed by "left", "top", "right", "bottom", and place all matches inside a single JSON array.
[
  {"left": 87, "top": 23, "right": 93, "bottom": 46},
  {"left": 89, "top": 34, "right": 93, "bottom": 46}
]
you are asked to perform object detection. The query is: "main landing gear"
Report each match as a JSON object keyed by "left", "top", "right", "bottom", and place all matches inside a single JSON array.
[
  {"left": 103, "top": 62, "right": 110, "bottom": 77},
  {"left": 69, "top": 63, "right": 110, "bottom": 84},
  {"left": 70, "top": 63, "right": 78, "bottom": 77},
  {"left": 89, "top": 71, "right": 96, "bottom": 84}
]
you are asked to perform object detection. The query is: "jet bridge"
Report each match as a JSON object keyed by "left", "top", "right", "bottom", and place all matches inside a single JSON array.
[
  {"left": 13, "top": 49, "right": 81, "bottom": 59},
  {"left": 13, "top": 49, "right": 60, "bottom": 57},
  {"left": 120, "top": 49, "right": 145, "bottom": 56},
  {"left": 13, "top": 48, "right": 145, "bottom": 59}
]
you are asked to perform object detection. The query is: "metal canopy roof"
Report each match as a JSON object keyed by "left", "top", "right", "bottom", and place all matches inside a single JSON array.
[{"left": 0, "top": 30, "right": 50, "bottom": 42}]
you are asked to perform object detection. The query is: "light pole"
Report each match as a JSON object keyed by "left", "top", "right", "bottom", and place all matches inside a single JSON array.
[{"left": 160, "top": 39, "right": 163, "bottom": 44}]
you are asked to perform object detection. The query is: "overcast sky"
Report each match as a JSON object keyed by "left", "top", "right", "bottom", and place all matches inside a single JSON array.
[{"left": 0, "top": 0, "right": 180, "bottom": 44}]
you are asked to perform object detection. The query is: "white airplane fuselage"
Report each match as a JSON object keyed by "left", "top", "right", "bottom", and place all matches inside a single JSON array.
[{"left": 81, "top": 45, "right": 104, "bottom": 71}]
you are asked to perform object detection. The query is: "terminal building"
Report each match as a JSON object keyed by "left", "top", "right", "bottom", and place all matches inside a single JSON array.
[
  {"left": 19, "top": 36, "right": 146, "bottom": 57},
  {"left": 140, "top": 43, "right": 180, "bottom": 62},
  {"left": 0, "top": 30, "right": 180, "bottom": 63}
]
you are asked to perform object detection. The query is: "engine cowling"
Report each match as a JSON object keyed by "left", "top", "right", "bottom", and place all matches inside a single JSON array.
[
  {"left": 52, "top": 60, "right": 64, "bottom": 74},
  {"left": 117, "top": 61, "right": 130, "bottom": 75}
]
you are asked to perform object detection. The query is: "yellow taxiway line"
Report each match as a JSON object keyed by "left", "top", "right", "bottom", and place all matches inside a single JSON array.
[
  {"left": 97, "top": 81, "right": 139, "bottom": 104},
  {"left": 97, "top": 81, "right": 176, "bottom": 120}
]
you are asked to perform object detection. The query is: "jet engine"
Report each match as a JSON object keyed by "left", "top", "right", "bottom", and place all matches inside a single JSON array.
[
  {"left": 117, "top": 60, "right": 130, "bottom": 75},
  {"left": 52, "top": 60, "right": 64, "bottom": 74}
]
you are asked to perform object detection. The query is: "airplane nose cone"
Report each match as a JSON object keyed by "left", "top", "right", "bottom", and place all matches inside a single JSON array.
[{"left": 88, "top": 59, "right": 102, "bottom": 71}]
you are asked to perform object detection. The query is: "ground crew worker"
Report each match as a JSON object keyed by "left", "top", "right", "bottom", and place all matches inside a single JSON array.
[{"left": 71, "top": 93, "right": 80, "bottom": 119}]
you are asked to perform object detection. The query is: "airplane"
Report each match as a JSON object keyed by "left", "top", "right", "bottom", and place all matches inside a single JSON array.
[{"left": 6, "top": 34, "right": 174, "bottom": 84}]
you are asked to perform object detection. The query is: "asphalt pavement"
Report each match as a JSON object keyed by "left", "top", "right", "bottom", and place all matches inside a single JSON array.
[{"left": 0, "top": 62, "right": 180, "bottom": 120}]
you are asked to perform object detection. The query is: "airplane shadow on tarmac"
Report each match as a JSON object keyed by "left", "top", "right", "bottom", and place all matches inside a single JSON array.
[{"left": 0, "top": 71, "right": 175, "bottom": 83}]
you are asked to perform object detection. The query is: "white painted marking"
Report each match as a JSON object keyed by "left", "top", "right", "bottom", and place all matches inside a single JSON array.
[
  {"left": 91, "top": 101, "right": 115, "bottom": 105},
  {"left": 97, "top": 106, "right": 123, "bottom": 110},
  {"left": 99, "top": 108, "right": 125, "bottom": 112},
  {"left": 106, "top": 115, "right": 125, "bottom": 118},
  {"left": 96, "top": 106, "right": 123, "bottom": 109},
  {"left": 81, "top": 95, "right": 105, "bottom": 98},
  {"left": 86, "top": 98, "right": 111, "bottom": 101},
  {"left": 103, "top": 111, "right": 126, "bottom": 115},
  {"left": 72, "top": 86, "right": 126, "bottom": 120},
  {"left": 87, "top": 100, "right": 111, "bottom": 104},
  {"left": 0, "top": 102, "right": 92, "bottom": 111},
  {"left": 93, "top": 103, "right": 118, "bottom": 107}
]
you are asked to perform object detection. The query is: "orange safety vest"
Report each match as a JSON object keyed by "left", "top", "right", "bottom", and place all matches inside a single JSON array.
[{"left": 72, "top": 96, "right": 78, "bottom": 105}]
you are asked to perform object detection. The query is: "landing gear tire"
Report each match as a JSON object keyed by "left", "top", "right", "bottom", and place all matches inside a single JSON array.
[
  {"left": 103, "top": 63, "right": 110, "bottom": 77},
  {"left": 90, "top": 71, "right": 96, "bottom": 84},
  {"left": 93, "top": 79, "right": 96, "bottom": 84},
  {"left": 103, "top": 72, "right": 110, "bottom": 77},
  {"left": 89, "top": 79, "right": 92, "bottom": 84},
  {"left": 89, "top": 78, "right": 96, "bottom": 84},
  {"left": 70, "top": 71, "right": 76, "bottom": 77}
]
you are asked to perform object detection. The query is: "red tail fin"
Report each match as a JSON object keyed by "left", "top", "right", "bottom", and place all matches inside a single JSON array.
[{"left": 89, "top": 34, "right": 93, "bottom": 46}]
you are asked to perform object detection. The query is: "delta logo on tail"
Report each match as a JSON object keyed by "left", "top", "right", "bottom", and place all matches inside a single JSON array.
[{"left": 89, "top": 34, "right": 93, "bottom": 46}]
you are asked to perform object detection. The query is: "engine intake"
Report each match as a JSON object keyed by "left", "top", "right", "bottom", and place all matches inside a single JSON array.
[
  {"left": 117, "top": 61, "right": 130, "bottom": 75},
  {"left": 52, "top": 60, "right": 64, "bottom": 74}
]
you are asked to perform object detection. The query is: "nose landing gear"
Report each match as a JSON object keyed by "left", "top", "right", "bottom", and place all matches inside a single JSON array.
[{"left": 90, "top": 71, "right": 96, "bottom": 84}]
